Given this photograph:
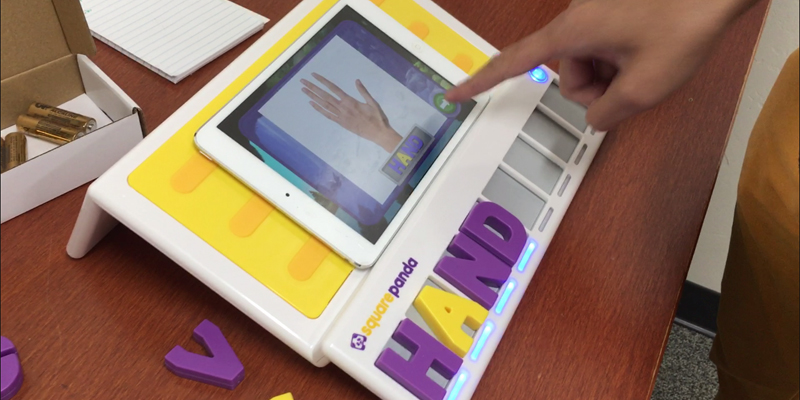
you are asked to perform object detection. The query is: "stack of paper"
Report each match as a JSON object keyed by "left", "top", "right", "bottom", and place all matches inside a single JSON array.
[{"left": 81, "top": 0, "right": 268, "bottom": 83}]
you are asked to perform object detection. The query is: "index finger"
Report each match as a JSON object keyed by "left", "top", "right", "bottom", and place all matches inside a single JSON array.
[
  {"left": 312, "top": 73, "right": 350, "bottom": 101},
  {"left": 445, "top": 27, "right": 558, "bottom": 102}
]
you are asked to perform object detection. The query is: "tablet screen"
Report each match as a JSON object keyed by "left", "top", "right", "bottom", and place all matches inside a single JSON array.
[{"left": 218, "top": 6, "right": 476, "bottom": 243}]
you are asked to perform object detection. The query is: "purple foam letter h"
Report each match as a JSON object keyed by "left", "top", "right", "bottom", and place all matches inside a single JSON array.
[{"left": 375, "top": 319, "right": 463, "bottom": 400}]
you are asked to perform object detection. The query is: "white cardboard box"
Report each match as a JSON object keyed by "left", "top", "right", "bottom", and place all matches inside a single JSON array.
[{"left": 1, "top": 0, "right": 144, "bottom": 223}]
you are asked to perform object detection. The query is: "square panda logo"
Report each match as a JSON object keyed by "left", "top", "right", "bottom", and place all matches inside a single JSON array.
[{"left": 350, "top": 333, "right": 367, "bottom": 351}]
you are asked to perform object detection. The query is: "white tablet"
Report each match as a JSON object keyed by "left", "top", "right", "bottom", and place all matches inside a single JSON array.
[{"left": 195, "top": 0, "right": 488, "bottom": 268}]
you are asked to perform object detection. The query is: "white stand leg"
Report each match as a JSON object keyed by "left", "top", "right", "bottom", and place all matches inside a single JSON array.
[{"left": 66, "top": 189, "right": 118, "bottom": 259}]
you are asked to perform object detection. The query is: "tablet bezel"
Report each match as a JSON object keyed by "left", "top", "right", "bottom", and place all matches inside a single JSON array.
[{"left": 195, "top": 0, "right": 489, "bottom": 268}]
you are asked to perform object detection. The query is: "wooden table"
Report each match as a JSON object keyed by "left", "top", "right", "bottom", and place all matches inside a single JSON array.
[{"left": 1, "top": 0, "right": 769, "bottom": 398}]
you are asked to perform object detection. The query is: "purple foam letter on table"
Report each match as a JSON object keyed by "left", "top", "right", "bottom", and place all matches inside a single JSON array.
[
  {"left": 375, "top": 319, "right": 463, "bottom": 400},
  {"left": 0, "top": 337, "right": 15, "bottom": 359},
  {"left": 460, "top": 202, "right": 527, "bottom": 266},
  {"left": 434, "top": 233, "right": 512, "bottom": 309},
  {"left": 164, "top": 320, "right": 244, "bottom": 390},
  {"left": 1, "top": 336, "right": 23, "bottom": 400}
]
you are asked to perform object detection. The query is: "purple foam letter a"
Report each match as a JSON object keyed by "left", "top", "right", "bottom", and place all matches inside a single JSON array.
[
  {"left": 460, "top": 202, "right": 527, "bottom": 266},
  {"left": 375, "top": 319, "right": 462, "bottom": 400}
]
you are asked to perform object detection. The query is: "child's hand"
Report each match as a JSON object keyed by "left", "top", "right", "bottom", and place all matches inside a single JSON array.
[{"left": 446, "top": 0, "right": 758, "bottom": 131}]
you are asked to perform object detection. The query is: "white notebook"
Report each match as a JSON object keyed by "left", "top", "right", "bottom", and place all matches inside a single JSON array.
[{"left": 81, "top": 0, "right": 268, "bottom": 83}]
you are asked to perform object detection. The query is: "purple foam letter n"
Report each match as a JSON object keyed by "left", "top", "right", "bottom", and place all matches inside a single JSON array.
[
  {"left": 460, "top": 202, "right": 527, "bottom": 266},
  {"left": 434, "top": 233, "right": 511, "bottom": 309},
  {"left": 375, "top": 319, "right": 463, "bottom": 400}
]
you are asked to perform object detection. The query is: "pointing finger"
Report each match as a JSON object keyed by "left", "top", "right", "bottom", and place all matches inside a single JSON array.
[{"left": 445, "top": 26, "right": 559, "bottom": 102}]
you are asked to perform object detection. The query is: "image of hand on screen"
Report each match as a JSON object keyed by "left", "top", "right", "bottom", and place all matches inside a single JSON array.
[{"left": 300, "top": 72, "right": 402, "bottom": 153}]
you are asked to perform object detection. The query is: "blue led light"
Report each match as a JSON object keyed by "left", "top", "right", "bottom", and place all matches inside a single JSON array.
[
  {"left": 494, "top": 279, "right": 517, "bottom": 314},
  {"left": 516, "top": 240, "right": 538, "bottom": 273},
  {"left": 469, "top": 321, "right": 495, "bottom": 362},
  {"left": 529, "top": 67, "right": 549, "bottom": 83},
  {"left": 447, "top": 370, "right": 469, "bottom": 400}
]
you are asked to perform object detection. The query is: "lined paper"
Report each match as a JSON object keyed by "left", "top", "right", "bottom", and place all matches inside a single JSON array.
[{"left": 81, "top": 0, "right": 268, "bottom": 83}]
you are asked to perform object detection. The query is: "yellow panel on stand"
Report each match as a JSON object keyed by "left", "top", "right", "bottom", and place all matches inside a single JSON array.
[
  {"left": 127, "top": 0, "right": 488, "bottom": 319},
  {"left": 372, "top": 0, "right": 490, "bottom": 74},
  {"left": 128, "top": 0, "right": 347, "bottom": 319}
]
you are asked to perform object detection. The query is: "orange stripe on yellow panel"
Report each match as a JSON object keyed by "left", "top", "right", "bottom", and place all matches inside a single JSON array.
[
  {"left": 453, "top": 54, "right": 474, "bottom": 74},
  {"left": 408, "top": 21, "right": 429, "bottom": 39},
  {"left": 288, "top": 238, "right": 331, "bottom": 281},
  {"left": 230, "top": 195, "right": 275, "bottom": 238},
  {"left": 170, "top": 153, "right": 216, "bottom": 194}
]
